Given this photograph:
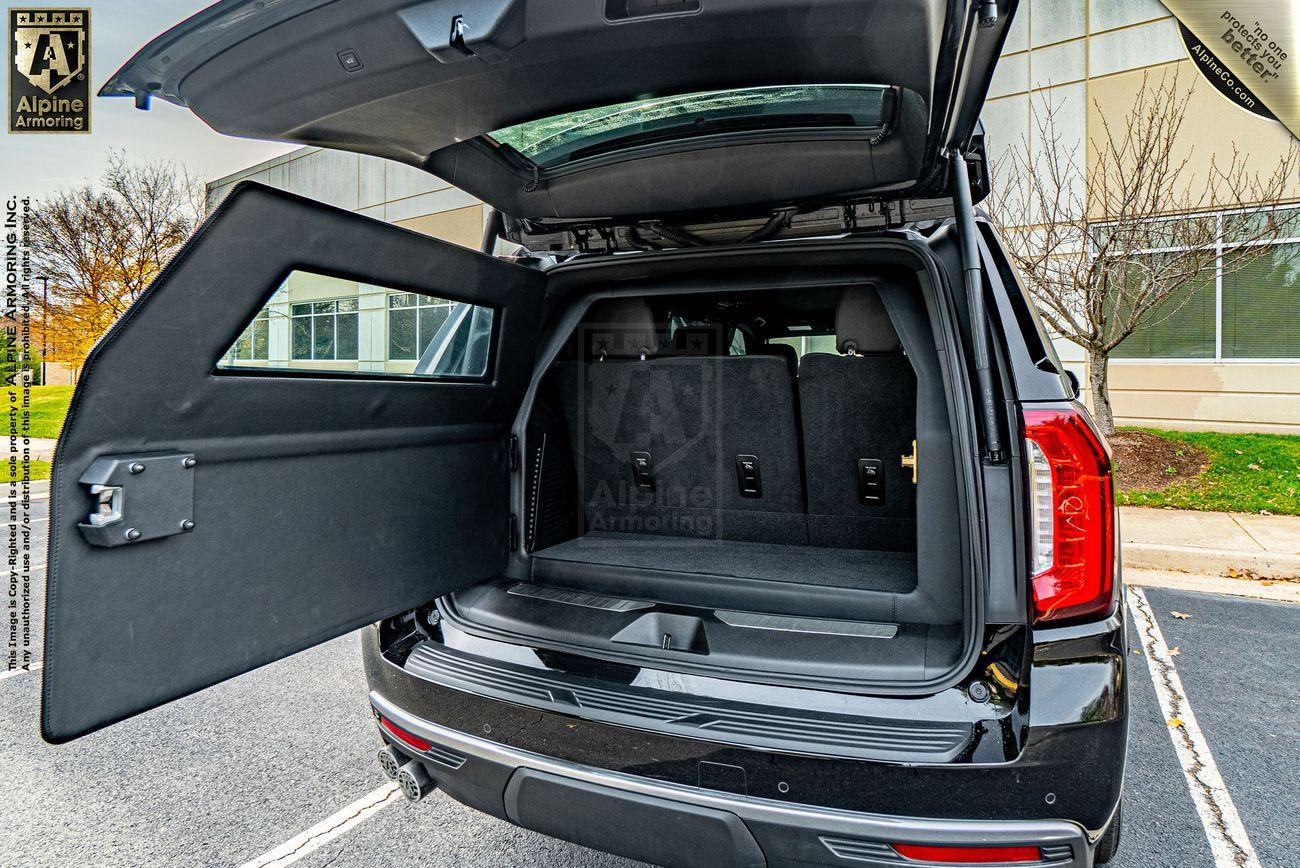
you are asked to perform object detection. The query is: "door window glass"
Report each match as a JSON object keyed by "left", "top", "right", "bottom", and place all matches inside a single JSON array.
[
  {"left": 229, "top": 309, "right": 270, "bottom": 361},
  {"left": 218, "top": 270, "right": 493, "bottom": 378},
  {"left": 388, "top": 292, "right": 455, "bottom": 360}
]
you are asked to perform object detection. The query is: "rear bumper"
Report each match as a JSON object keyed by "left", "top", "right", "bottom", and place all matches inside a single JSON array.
[{"left": 371, "top": 690, "right": 1094, "bottom": 868}]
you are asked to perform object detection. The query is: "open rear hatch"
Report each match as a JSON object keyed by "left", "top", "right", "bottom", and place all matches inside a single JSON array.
[
  {"left": 43, "top": 0, "right": 1020, "bottom": 744},
  {"left": 104, "top": 0, "right": 1014, "bottom": 239}
]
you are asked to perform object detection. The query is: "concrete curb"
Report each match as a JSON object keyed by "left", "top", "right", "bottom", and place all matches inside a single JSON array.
[
  {"left": 1123, "top": 543, "right": 1300, "bottom": 579},
  {"left": 1126, "top": 567, "right": 1300, "bottom": 604}
]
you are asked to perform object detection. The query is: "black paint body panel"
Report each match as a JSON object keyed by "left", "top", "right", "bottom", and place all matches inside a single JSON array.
[{"left": 364, "top": 612, "right": 1127, "bottom": 832}]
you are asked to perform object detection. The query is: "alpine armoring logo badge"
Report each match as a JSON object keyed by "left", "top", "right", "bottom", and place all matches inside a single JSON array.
[{"left": 9, "top": 8, "right": 91, "bottom": 133}]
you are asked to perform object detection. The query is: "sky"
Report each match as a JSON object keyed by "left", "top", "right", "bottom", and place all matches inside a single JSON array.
[{"left": 1, "top": 0, "right": 294, "bottom": 201}]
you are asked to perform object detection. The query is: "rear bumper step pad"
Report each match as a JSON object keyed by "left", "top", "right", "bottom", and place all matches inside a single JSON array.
[{"left": 401, "top": 641, "right": 971, "bottom": 762}]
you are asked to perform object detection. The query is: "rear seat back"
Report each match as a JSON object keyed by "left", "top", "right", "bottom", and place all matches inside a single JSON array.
[
  {"left": 798, "top": 287, "right": 918, "bottom": 551},
  {"left": 555, "top": 299, "right": 805, "bottom": 544}
]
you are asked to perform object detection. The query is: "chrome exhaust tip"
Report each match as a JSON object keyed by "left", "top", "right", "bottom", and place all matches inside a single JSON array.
[
  {"left": 397, "top": 760, "right": 434, "bottom": 802},
  {"left": 376, "top": 745, "right": 403, "bottom": 781}
]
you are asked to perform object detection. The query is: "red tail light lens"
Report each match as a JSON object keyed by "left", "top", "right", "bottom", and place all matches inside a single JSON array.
[
  {"left": 379, "top": 716, "right": 432, "bottom": 752},
  {"left": 1023, "top": 406, "right": 1115, "bottom": 623},
  {"left": 892, "top": 843, "right": 1041, "bottom": 863}
]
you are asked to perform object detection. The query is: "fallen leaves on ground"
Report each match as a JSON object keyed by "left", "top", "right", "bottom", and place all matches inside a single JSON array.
[
  {"left": 1171, "top": 611, "right": 1192, "bottom": 619},
  {"left": 1225, "top": 567, "right": 1300, "bottom": 584},
  {"left": 1169, "top": 717, "right": 1184, "bottom": 727},
  {"left": 1168, "top": 646, "right": 1181, "bottom": 656}
]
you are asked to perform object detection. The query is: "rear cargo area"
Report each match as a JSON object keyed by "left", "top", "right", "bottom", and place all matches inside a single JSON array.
[{"left": 445, "top": 273, "right": 973, "bottom": 690}]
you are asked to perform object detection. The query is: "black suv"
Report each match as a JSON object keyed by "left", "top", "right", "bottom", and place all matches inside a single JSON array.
[{"left": 43, "top": 1, "right": 1126, "bottom": 865}]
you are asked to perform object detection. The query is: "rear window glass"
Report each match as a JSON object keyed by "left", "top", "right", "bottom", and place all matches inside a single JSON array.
[
  {"left": 770, "top": 335, "right": 838, "bottom": 358},
  {"left": 490, "top": 84, "right": 892, "bottom": 168}
]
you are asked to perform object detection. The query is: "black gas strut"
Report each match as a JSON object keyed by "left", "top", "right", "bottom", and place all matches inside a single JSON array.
[
  {"left": 480, "top": 208, "right": 503, "bottom": 254},
  {"left": 950, "top": 150, "right": 1005, "bottom": 463}
]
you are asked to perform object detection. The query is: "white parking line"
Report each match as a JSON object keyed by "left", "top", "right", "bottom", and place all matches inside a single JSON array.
[
  {"left": 1, "top": 495, "right": 48, "bottom": 504},
  {"left": 0, "top": 661, "right": 42, "bottom": 682},
  {"left": 237, "top": 783, "right": 401, "bottom": 868},
  {"left": 1126, "top": 587, "right": 1260, "bottom": 868}
]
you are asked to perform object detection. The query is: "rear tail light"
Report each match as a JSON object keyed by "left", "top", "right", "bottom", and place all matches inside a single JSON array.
[
  {"left": 1023, "top": 406, "right": 1114, "bottom": 624},
  {"left": 892, "top": 843, "right": 1041, "bottom": 863},
  {"left": 379, "top": 716, "right": 432, "bottom": 752}
]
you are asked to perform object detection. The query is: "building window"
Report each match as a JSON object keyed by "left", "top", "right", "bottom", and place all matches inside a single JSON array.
[
  {"left": 292, "top": 299, "right": 358, "bottom": 361},
  {"left": 229, "top": 309, "right": 269, "bottom": 361},
  {"left": 1109, "top": 261, "right": 1216, "bottom": 360},
  {"left": 1221, "top": 242, "right": 1300, "bottom": 358},
  {"left": 1110, "top": 210, "right": 1300, "bottom": 361},
  {"left": 388, "top": 293, "right": 455, "bottom": 361}
]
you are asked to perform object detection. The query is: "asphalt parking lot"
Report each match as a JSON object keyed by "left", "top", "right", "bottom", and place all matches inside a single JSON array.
[{"left": 4, "top": 490, "right": 1297, "bottom": 867}]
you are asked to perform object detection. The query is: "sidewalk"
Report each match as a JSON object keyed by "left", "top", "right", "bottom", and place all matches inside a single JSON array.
[
  {"left": 1122, "top": 505, "right": 1300, "bottom": 582},
  {"left": 29, "top": 438, "right": 56, "bottom": 462}
]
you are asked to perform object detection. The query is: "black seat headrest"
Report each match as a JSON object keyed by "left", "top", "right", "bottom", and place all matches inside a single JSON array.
[
  {"left": 836, "top": 287, "right": 900, "bottom": 354},
  {"left": 761, "top": 341, "right": 799, "bottom": 375},
  {"left": 583, "top": 297, "right": 659, "bottom": 359}
]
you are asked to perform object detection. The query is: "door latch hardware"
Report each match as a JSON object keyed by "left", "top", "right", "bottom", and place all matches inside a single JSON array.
[
  {"left": 448, "top": 15, "right": 473, "bottom": 56},
  {"left": 88, "top": 484, "right": 123, "bottom": 526},
  {"left": 631, "top": 451, "right": 655, "bottom": 492},
  {"left": 735, "top": 454, "right": 762, "bottom": 498},
  {"left": 901, "top": 440, "right": 918, "bottom": 484},
  {"left": 397, "top": 0, "right": 524, "bottom": 64},
  {"left": 856, "top": 458, "right": 885, "bottom": 504},
  {"left": 77, "top": 451, "right": 196, "bottom": 548}
]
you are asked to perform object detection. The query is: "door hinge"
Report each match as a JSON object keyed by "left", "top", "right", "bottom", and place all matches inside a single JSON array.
[
  {"left": 507, "top": 514, "right": 518, "bottom": 550},
  {"left": 509, "top": 435, "right": 520, "bottom": 472},
  {"left": 77, "top": 451, "right": 197, "bottom": 547}
]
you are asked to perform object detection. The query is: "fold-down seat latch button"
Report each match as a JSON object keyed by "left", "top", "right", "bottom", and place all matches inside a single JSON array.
[
  {"left": 857, "top": 457, "right": 885, "bottom": 504},
  {"left": 631, "top": 450, "right": 655, "bottom": 492},
  {"left": 735, "top": 454, "right": 762, "bottom": 498}
]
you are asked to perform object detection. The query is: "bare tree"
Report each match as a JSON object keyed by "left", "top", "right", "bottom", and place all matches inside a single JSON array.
[
  {"left": 985, "top": 71, "right": 1300, "bottom": 435},
  {"left": 28, "top": 152, "right": 203, "bottom": 371}
]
